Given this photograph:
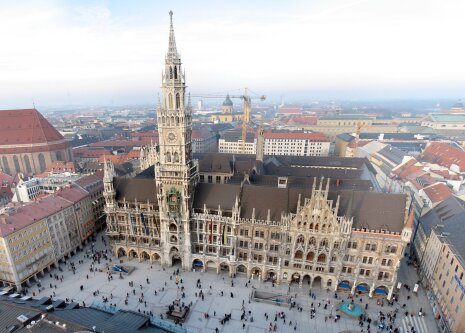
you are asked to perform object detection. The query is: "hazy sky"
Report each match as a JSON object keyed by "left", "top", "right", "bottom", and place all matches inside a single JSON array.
[{"left": 1, "top": 0, "right": 464, "bottom": 108}]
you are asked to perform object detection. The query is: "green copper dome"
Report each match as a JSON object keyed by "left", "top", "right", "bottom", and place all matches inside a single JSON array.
[{"left": 222, "top": 94, "right": 233, "bottom": 107}]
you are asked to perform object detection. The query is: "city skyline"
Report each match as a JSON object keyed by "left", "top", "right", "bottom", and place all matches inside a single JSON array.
[{"left": 1, "top": 0, "right": 465, "bottom": 108}]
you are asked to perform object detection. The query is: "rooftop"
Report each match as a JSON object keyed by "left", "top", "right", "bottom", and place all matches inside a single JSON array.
[
  {"left": 0, "top": 195, "right": 73, "bottom": 237},
  {"left": 0, "top": 109, "right": 65, "bottom": 147},
  {"left": 422, "top": 182, "right": 453, "bottom": 204},
  {"left": 422, "top": 142, "right": 465, "bottom": 172}
]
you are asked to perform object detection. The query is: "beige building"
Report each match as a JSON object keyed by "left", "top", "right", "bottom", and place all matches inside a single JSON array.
[
  {"left": 0, "top": 207, "right": 55, "bottom": 291},
  {"left": 104, "top": 13, "right": 411, "bottom": 301},
  {"left": 427, "top": 227, "right": 465, "bottom": 333},
  {"left": 0, "top": 185, "right": 96, "bottom": 291},
  {"left": 415, "top": 196, "right": 465, "bottom": 333},
  {"left": 219, "top": 130, "right": 330, "bottom": 157}
]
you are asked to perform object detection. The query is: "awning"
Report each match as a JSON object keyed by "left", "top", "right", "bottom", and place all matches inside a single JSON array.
[
  {"left": 374, "top": 288, "right": 387, "bottom": 295},
  {"left": 356, "top": 285, "right": 369, "bottom": 292},
  {"left": 338, "top": 282, "right": 350, "bottom": 289},
  {"left": 193, "top": 261, "right": 203, "bottom": 267}
]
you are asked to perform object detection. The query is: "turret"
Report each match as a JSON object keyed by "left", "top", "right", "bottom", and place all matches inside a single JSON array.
[
  {"left": 256, "top": 126, "right": 265, "bottom": 162},
  {"left": 103, "top": 157, "right": 116, "bottom": 207}
]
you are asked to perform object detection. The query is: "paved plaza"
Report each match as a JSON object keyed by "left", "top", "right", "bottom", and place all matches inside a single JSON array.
[{"left": 24, "top": 233, "right": 438, "bottom": 333}]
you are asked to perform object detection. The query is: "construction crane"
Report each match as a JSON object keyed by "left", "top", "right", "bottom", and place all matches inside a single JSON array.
[{"left": 191, "top": 88, "right": 266, "bottom": 153}]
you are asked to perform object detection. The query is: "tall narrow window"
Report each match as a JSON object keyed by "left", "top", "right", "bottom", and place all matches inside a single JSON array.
[
  {"left": 168, "top": 93, "right": 173, "bottom": 109},
  {"left": 175, "top": 93, "right": 180, "bottom": 108},
  {"left": 24, "top": 155, "right": 32, "bottom": 173},
  {"left": 38, "top": 153, "right": 46, "bottom": 172},
  {"left": 2, "top": 156, "right": 10, "bottom": 174},
  {"left": 174, "top": 66, "right": 178, "bottom": 79},
  {"left": 169, "top": 66, "right": 173, "bottom": 79},
  {"left": 13, "top": 155, "right": 20, "bottom": 173}
]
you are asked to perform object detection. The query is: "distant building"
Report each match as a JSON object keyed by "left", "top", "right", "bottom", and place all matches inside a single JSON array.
[
  {"left": 218, "top": 129, "right": 329, "bottom": 156},
  {"left": 0, "top": 109, "right": 73, "bottom": 176},
  {"left": 218, "top": 130, "right": 256, "bottom": 154},
  {"left": 192, "top": 127, "right": 217, "bottom": 153},
  {"left": 421, "top": 114, "right": 465, "bottom": 131},
  {"left": 447, "top": 99, "right": 465, "bottom": 114},
  {"left": 263, "top": 131, "right": 329, "bottom": 157}
]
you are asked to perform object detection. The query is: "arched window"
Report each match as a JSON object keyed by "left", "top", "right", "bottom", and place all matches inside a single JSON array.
[
  {"left": 173, "top": 152, "right": 179, "bottom": 163},
  {"left": 317, "top": 253, "right": 326, "bottom": 263},
  {"left": 315, "top": 224, "right": 319, "bottom": 231},
  {"left": 55, "top": 151, "right": 62, "bottom": 161},
  {"left": 294, "top": 250, "right": 303, "bottom": 260},
  {"left": 174, "top": 66, "right": 178, "bottom": 79},
  {"left": 320, "top": 239, "right": 328, "bottom": 248},
  {"left": 2, "top": 156, "right": 11, "bottom": 174},
  {"left": 296, "top": 234, "right": 305, "bottom": 245},
  {"left": 306, "top": 252, "right": 315, "bottom": 261},
  {"left": 171, "top": 116, "right": 175, "bottom": 126},
  {"left": 175, "top": 93, "right": 180, "bottom": 109},
  {"left": 24, "top": 155, "right": 32, "bottom": 173},
  {"left": 309, "top": 223, "right": 314, "bottom": 230},
  {"left": 175, "top": 116, "right": 179, "bottom": 125},
  {"left": 166, "top": 152, "right": 171, "bottom": 163},
  {"left": 168, "top": 93, "right": 173, "bottom": 109},
  {"left": 13, "top": 155, "right": 20, "bottom": 173},
  {"left": 169, "top": 66, "right": 173, "bottom": 79},
  {"left": 308, "top": 237, "right": 316, "bottom": 246},
  {"left": 38, "top": 153, "right": 46, "bottom": 172}
]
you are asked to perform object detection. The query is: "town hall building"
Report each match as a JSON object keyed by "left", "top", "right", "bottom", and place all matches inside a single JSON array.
[{"left": 103, "top": 12, "right": 412, "bottom": 300}]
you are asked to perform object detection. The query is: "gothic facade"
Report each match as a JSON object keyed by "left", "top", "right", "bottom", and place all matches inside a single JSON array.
[{"left": 103, "top": 13, "right": 412, "bottom": 300}]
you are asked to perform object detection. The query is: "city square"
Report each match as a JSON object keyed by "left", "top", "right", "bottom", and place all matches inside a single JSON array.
[{"left": 23, "top": 232, "right": 435, "bottom": 333}]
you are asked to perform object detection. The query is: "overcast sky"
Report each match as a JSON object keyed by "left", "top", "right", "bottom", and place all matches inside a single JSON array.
[{"left": 0, "top": 0, "right": 464, "bottom": 108}]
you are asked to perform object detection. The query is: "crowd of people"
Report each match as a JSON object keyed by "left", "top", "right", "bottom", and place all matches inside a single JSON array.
[{"left": 19, "top": 232, "right": 430, "bottom": 333}]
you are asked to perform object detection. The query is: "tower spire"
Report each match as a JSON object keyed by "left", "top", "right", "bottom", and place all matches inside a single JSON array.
[{"left": 167, "top": 10, "right": 178, "bottom": 59}]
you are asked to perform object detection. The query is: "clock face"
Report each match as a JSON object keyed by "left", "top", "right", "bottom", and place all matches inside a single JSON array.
[{"left": 166, "top": 131, "right": 178, "bottom": 143}]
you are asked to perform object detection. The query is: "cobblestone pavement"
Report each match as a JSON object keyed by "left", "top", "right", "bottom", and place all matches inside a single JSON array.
[{"left": 25, "top": 234, "right": 438, "bottom": 333}]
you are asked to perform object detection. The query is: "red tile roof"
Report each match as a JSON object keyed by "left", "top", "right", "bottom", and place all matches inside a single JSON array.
[
  {"left": 422, "top": 142, "right": 465, "bottom": 172},
  {"left": 89, "top": 139, "right": 150, "bottom": 148},
  {"left": 73, "top": 147, "right": 111, "bottom": 158},
  {"left": 0, "top": 195, "right": 73, "bottom": 237},
  {"left": 43, "top": 161, "right": 77, "bottom": 174},
  {"left": 98, "top": 155, "right": 128, "bottom": 164},
  {"left": 392, "top": 158, "right": 425, "bottom": 180},
  {"left": 277, "top": 107, "right": 302, "bottom": 115},
  {"left": 263, "top": 131, "right": 328, "bottom": 141},
  {"left": 0, "top": 172, "right": 14, "bottom": 186},
  {"left": 55, "top": 185, "right": 89, "bottom": 203},
  {"left": 284, "top": 115, "right": 318, "bottom": 125},
  {"left": 422, "top": 182, "right": 453, "bottom": 204},
  {"left": 429, "top": 169, "right": 461, "bottom": 180},
  {"left": 0, "top": 109, "right": 65, "bottom": 146}
]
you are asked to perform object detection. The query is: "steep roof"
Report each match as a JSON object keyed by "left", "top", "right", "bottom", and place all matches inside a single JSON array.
[
  {"left": 422, "top": 142, "right": 465, "bottom": 172},
  {"left": 419, "top": 196, "right": 465, "bottom": 236},
  {"left": 0, "top": 195, "right": 73, "bottom": 237},
  {"left": 194, "top": 181, "right": 407, "bottom": 232},
  {"left": 114, "top": 178, "right": 157, "bottom": 204},
  {"left": 422, "top": 182, "right": 453, "bottom": 204},
  {"left": 0, "top": 109, "right": 64, "bottom": 146}
]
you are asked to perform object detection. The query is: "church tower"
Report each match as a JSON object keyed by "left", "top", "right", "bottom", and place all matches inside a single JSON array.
[{"left": 156, "top": 12, "right": 198, "bottom": 269}]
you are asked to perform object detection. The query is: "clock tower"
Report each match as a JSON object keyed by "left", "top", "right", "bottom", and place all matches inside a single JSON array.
[{"left": 156, "top": 11, "right": 198, "bottom": 269}]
